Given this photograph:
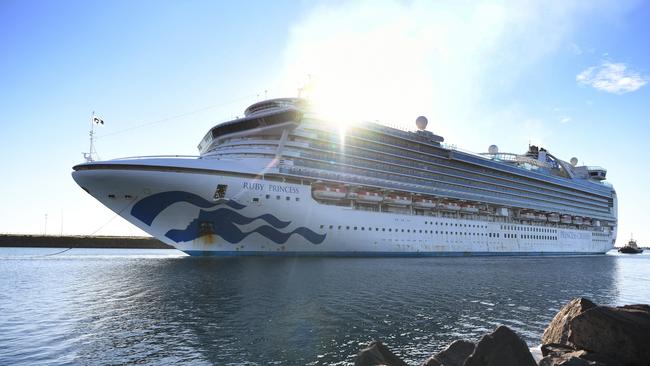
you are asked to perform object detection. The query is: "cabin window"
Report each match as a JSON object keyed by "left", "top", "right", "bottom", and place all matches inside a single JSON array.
[
  {"left": 252, "top": 197, "right": 259, "bottom": 202},
  {"left": 214, "top": 184, "right": 228, "bottom": 200}
]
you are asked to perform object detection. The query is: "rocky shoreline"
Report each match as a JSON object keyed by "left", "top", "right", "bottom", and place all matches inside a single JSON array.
[{"left": 355, "top": 298, "right": 650, "bottom": 366}]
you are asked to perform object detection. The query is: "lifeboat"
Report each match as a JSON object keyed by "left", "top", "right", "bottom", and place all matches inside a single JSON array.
[
  {"left": 520, "top": 211, "right": 536, "bottom": 220},
  {"left": 356, "top": 190, "right": 383, "bottom": 204},
  {"left": 583, "top": 218, "right": 592, "bottom": 226},
  {"left": 383, "top": 194, "right": 412, "bottom": 206},
  {"left": 548, "top": 213, "right": 560, "bottom": 223},
  {"left": 413, "top": 197, "right": 436, "bottom": 209},
  {"left": 460, "top": 204, "right": 479, "bottom": 213},
  {"left": 536, "top": 213, "right": 547, "bottom": 221},
  {"left": 572, "top": 217, "right": 583, "bottom": 225},
  {"left": 313, "top": 185, "right": 347, "bottom": 200},
  {"left": 560, "top": 215, "right": 572, "bottom": 224},
  {"left": 438, "top": 201, "right": 460, "bottom": 211}
]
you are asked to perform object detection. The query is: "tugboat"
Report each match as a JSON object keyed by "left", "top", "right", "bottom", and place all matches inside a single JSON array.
[{"left": 618, "top": 238, "right": 644, "bottom": 254}]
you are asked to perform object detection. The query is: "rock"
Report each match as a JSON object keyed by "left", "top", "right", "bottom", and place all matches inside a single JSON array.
[
  {"left": 420, "top": 339, "right": 475, "bottom": 366},
  {"left": 541, "top": 343, "right": 578, "bottom": 357},
  {"left": 463, "top": 325, "right": 537, "bottom": 366},
  {"left": 539, "top": 349, "right": 622, "bottom": 366},
  {"left": 542, "top": 298, "right": 596, "bottom": 346},
  {"left": 354, "top": 341, "right": 407, "bottom": 366},
  {"left": 569, "top": 304, "right": 650, "bottom": 365},
  {"left": 539, "top": 350, "right": 597, "bottom": 366}
]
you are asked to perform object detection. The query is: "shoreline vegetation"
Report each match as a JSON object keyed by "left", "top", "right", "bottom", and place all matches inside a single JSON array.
[
  {"left": 0, "top": 234, "right": 172, "bottom": 249},
  {"left": 355, "top": 298, "right": 650, "bottom": 366}
]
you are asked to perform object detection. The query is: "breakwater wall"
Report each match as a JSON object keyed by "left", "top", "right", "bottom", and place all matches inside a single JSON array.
[{"left": 0, "top": 234, "right": 173, "bottom": 249}]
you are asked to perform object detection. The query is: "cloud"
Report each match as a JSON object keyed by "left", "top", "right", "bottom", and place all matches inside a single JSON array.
[
  {"left": 560, "top": 116, "right": 572, "bottom": 123},
  {"left": 280, "top": 0, "right": 641, "bottom": 151},
  {"left": 577, "top": 61, "right": 648, "bottom": 94}
]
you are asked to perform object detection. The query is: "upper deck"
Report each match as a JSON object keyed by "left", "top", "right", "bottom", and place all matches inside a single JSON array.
[{"left": 199, "top": 98, "right": 611, "bottom": 191}]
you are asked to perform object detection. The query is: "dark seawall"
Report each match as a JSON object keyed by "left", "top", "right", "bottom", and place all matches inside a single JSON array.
[{"left": 0, "top": 234, "right": 173, "bottom": 249}]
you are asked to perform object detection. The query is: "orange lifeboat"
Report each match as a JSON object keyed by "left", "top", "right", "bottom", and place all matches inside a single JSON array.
[
  {"left": 313, "top": 185, "right": 347, "bottom": 200},
  {"left": 438, "top": 201, "right": 461, "bottom": 211},
  {"left": 413, "top": 197, "right": 436, "bottom": 209},
  {"left": 356, "top": 190, "right": 383, "bottom": 204},
  {"left": 383, "top": 194, "right": 412, "bottom": 206},
  {"left": 520, "top": 211, "right": 536, "bottom": 220},
  {"left": 460, "top": 203, "right": 479, "bottom": 213}
]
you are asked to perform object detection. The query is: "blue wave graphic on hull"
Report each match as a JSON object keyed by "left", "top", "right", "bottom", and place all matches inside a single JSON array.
[
  {"left": 131, "top": 191, "right": 245, "bottom": 225},
  {"left": 165, "top": 208, "right": 326, "bottom": 245},
  {"left": 130, "top": 190, "right": 326, "bottom": 245}
]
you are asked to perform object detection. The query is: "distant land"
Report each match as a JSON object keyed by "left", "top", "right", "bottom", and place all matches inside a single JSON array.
[{"left": 0, "top": 234, "right": 172, "bottom": 249}]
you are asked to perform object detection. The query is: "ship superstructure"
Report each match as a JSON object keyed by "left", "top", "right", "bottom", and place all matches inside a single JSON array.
[{"left": 72, "top": 98, "right": 616, "bottom": 255}]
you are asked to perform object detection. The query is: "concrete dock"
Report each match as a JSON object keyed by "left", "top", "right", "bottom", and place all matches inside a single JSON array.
[{"left": 0, "top": 234, "right": 173, "bottom": 249}]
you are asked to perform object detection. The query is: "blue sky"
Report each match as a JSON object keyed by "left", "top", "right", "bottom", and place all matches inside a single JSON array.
[{"left": 1, "top": 0, "right": 648, "bottom": 245}]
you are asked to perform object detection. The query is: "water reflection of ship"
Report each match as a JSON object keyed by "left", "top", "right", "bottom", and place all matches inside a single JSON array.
[{"left": 101, "top": 256, "right": 620, "bottom": 365}]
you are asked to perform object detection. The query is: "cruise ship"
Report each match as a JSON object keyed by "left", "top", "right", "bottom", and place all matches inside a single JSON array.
[{"left": 72, "top": 98, "right": 617, "bottom": 256}]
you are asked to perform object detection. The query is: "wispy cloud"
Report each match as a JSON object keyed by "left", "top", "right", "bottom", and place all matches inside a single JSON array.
[
  {"left": 560, "top": 116, "right": 572, "bottom": 123},
  {"left": 281, "top": 0, "right": 641, "bottom": 151},
  {"left": 577, "top": 61, "right": 648, "bottom": 94}
]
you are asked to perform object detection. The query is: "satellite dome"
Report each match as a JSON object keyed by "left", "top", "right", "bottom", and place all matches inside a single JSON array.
[
  {"left": 570, "top": 157, "right": 578, "bottom": 166},
  {"left": 488, "top": 145, "right": 499, "bottom": 154},
  {"left": 416, "top": 116, "right": 428, "bottom": 130}
]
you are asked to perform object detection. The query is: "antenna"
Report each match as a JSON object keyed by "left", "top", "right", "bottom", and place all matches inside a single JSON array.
[
  {"left": 83, "top": 112, "right": 96, "bottom": 162},
  {"left": 83, "top": 111, "right": 103, "bottom": 162}
]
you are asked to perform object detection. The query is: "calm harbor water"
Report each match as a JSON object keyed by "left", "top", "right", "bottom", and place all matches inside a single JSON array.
[{"left": 1, "top": 248, "right": 649, "bottom": 365}]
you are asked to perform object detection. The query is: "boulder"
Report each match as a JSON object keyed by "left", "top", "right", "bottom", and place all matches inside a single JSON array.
[
  {"left": 463, "top": 325, "right": 537, "bottom": 366},
  {"left": 569, "top": 304, "right": 650, "bottom": 365},
  {"left": 420, "top": 339, "right": 475, "bottom": 366},
  {"left": 541, "top": 343, "right": 578, "bottom": 357},
  {"left": 541, "top": 298, "right": 596, "bottom": 346},
  {"left": 538, "top": 349, "right": 622, "bottom": 366},
  {"left": 354, "top": 341, "right": 407, "bottom": 366}
]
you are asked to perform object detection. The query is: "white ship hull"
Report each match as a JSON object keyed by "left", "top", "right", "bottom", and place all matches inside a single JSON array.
[{"left": 72, "top": 159, "right": 614, "bottom": 256}]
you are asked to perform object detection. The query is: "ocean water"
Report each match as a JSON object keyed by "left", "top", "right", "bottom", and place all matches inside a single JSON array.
[{"left": 1, "top": 248, "right": 649, "bottom": 365}]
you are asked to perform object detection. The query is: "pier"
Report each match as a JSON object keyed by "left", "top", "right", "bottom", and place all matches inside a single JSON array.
[{"left": 0, "top": 234, "right": 172, "bottom": 249}]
